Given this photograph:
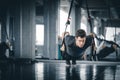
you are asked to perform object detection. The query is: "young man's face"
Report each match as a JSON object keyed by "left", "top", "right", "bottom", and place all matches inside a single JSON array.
[{"left": 75, "top": 36, "right": 86, "bottom": 48}]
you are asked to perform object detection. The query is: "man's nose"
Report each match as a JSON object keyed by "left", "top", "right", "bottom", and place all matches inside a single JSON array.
[{"left": 80, "top": 42, "right": 83, "bottom": 45}]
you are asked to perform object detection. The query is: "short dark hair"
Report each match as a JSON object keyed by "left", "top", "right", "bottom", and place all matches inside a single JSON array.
[{"left": 75, "top": 29, "right": 86, "bottom": 38}]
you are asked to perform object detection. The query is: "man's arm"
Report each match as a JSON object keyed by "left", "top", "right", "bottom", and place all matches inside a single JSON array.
[{"left": 82, "top": 52, "right": 87, "bottom": 60}]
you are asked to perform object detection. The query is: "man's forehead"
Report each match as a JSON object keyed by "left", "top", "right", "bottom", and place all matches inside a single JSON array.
[{"left": 76, "top": 36, "right": 86, "bottom": 40}]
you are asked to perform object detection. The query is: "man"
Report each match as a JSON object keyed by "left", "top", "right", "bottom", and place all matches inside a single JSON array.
[{"left": 61, "top": 29, "right": 94, "bottom": 65}]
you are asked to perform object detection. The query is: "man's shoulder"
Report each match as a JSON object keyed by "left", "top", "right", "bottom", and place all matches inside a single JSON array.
[
  {"left": 65, "top": 35, "right": 75, "bottom": 40},
  {"left": 65, "top": 35, "right": 75, "bottom": 44},
  {"left": 86, "top": 35, "right": 93, "bottom": 40},
  {"left": 66, "top": 35, "right": 74, "bottom": 38},
  {"left": 86, "top": 35, "right": 93, "bottom": 44}
]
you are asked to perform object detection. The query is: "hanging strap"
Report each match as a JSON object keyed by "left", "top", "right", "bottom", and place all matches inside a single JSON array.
[
  {"left": 62, "top": 0, "right": 74, "bottom": 45},
  {"left": 61, "top": 0, "right": 74, "bottom": 57},
  {"left": 85, "top": 0, "right": 93, "bottom": 32},
  {"left": 85, "top": 0, "right": 97, "bottom": 60},
  {"left": 4, "top": 23, "right": 9, "bottom": 41},
  {"left": 64, "top": 0, "right": 74, "bottom": 34}
]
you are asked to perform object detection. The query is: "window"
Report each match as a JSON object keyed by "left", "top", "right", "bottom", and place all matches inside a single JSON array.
[
  {"left": 36, "top": 24, "right": 44, "bottom": 45},
  {"left": 105, "top": 27, "right": 120, "bottom": 41},
  {"left": 60, "top": 9, "right": 70, "bottom": 36},
  {"left": 81, "top": 22, "right": 87, "bottom": 32},
  {"left": 80, "top": 15, "right": 87, "bottom": 33}
]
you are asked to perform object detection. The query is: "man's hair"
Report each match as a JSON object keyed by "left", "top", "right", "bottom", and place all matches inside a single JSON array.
[{"left": 75, "top": 29, "right": 86, "bottom": 38}]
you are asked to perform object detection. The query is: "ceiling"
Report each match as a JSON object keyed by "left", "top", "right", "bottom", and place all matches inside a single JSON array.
[
  {"left": 0, "top": 0, "right": 120, "bottom": 27},
  {"left": 61, "top": 0, "right": 120, "bottom": 27}
]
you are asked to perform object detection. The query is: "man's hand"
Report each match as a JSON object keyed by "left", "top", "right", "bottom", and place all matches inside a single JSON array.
[
  {"left": 112, "top": 44, "right": 117, "bottom": 50},
  {"left": 89, "top": 33, "right": 96, "bottom": 38},
  {"left": 82, "top": 53, "right": 87, "bottom": 60},
  {"left": 60, "top": 44, "right": 65, "bottom": 51},
  {"left": 62, "top": 32, "right": 70, "bottom": 40}
]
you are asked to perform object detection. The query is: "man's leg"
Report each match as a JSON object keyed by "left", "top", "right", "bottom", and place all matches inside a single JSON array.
[
  {"left": 97, "top": 46, "right": 115, "bottom": 60},
  {"left": 66, "top": 59, "right": 71, "bottom": 65},
  {"left": 72, "top": 59, "right": 76, "bottom": 65},
  {"left": 65, "top": 53, "right": 71, "bottom": 65},
  {"left": 72, "top": 57, "right": 76, "bottom": 65}
]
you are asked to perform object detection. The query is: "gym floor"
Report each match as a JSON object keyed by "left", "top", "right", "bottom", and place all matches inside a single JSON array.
[{"left": 0, "top": 60, "right": 120, "bottom": 80}]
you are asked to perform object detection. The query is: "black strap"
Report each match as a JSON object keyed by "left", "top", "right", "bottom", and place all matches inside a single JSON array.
[
  {"left": 85, "top": 0, "right": 97, "bottom": 60},
  {"left": 85, "top": 0, "right": 93, "bottom": 32},
  {"left": 60, "top": 0, "right": 74, "bottom": 59},
  {"left": 62, "top": 0, "right": 74, "bottom": 46},
  {"left": 4, "top": 22, "right": 9, "bottom": 40}
]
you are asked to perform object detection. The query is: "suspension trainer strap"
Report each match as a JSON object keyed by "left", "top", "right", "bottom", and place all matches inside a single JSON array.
[
  {"left": 62, "top": 0, "right": 74, "bottom": 45},
  {"left": 85, "top": 0, "right": 93, "bottom": 32},
  {"left": 61, "top": 0, "right": 74, "bottom": 58},
  {"left": 64, "top": 0, "right": 74, "bottom": 34},
  {"left": 85, "top": 0, "right": 97, "bottom": 60},
  {"left": 4, "top": 23, "right": 9, "bottom": 40}
]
